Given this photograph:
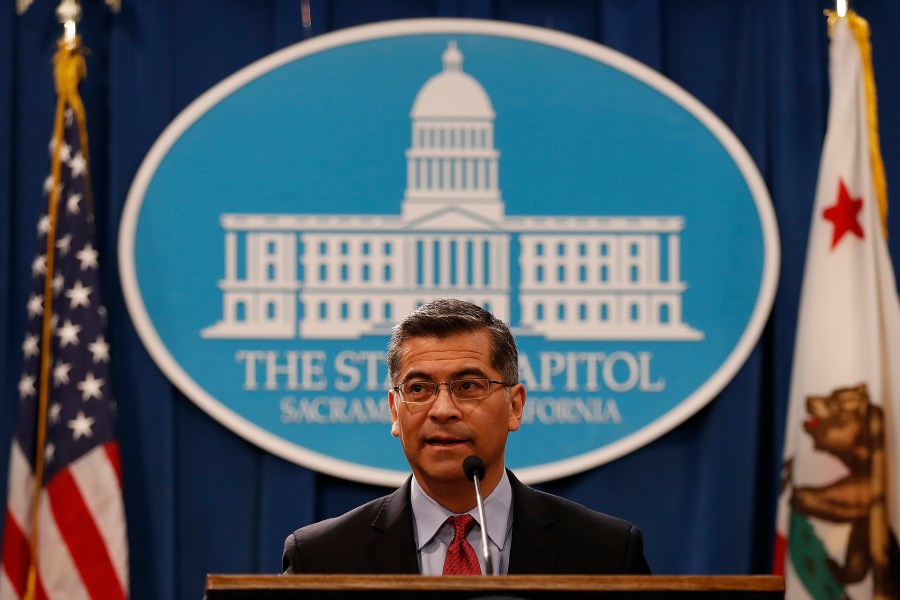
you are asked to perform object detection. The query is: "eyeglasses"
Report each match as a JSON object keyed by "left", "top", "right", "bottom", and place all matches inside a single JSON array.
[{"left": 393, "top": 378, "right": 515, "bottom": 404}]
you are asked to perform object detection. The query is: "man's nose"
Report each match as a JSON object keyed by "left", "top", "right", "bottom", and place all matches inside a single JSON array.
[{"left": 428, "top": 384, "right": 461, "bottom": 419}]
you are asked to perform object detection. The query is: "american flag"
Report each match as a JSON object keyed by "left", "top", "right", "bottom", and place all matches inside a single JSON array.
[{"left": 1, "top": 85, "right": 129, "bottom": 597}]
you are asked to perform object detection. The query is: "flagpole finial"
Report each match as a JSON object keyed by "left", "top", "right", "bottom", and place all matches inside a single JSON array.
[
  {"left": 56, "top": 0, "right": 80, "bottom": 47},
  {"left": 18, "top": 0, "right": 119, "bottom": 18},
  {"left": 837, "top": 0, "right": 848, "bottom": 17}
]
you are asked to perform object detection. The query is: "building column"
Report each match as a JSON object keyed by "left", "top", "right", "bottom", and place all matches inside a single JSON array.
[
  {"left": 440, "top": 237, "right": 451, "bottom": 289},
  {"left": 491, "top": 237, "right": 503, "bottom": 289},
  {"left": 485, "top": 239, "right": 493, "bottom": 287},
  {"left": 225, "top": 231, "right": 237, "bottom": 282},
  {"left": 430, "top": 158, "right": 439, "bottom": 191},
  {"left": 457, "top": 239, "right": 468, "bottom": 288},
  {"left": 668, "top": 234, "right": 681, "bottom": 283},
  {"left": 420, "top": 237, "right": 433, "bottom": 288},
  {"left": 283, "top": 235, "right": 295, "bottom": 284},
  {"left": 471, "top": 237, "right": 483, "bottom": 289},
  {"left": 401, "top": 237, "right": 412, "bottom": 287},
  {"left": 247, "top": 233, "right": 260, "bottom": 283},
  {"left": 612, "top": 237, "right": 623, "bottom": 286}
]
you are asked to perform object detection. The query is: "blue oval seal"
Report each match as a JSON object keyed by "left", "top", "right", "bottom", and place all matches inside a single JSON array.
[{"left": 119, "top": 19, "right": 779, "bottom": 486}]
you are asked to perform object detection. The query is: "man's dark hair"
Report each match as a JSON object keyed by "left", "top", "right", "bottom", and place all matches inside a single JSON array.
[{"left": 387, "top": 299, "right": 519, "bottom": 385}]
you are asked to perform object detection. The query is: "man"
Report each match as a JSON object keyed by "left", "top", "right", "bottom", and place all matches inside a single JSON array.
[{"left": 283, "top": 299, "right": 650, "bottom": 575}]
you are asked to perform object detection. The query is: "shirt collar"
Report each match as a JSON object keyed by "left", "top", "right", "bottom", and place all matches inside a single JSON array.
[{"left": 410, "top": 470, "right": 512, "bottom": 551}]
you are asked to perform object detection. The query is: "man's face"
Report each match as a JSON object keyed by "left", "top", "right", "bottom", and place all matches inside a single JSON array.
[{"left": 389, "top": 330, "right": 525, "bottom": 499}]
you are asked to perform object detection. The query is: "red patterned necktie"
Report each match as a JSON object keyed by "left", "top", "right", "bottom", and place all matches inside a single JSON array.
[{"left": 442, "top": 514, "right": 482, "bottom": 575}]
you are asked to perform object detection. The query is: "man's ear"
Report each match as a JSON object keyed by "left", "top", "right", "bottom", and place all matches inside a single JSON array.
[
  {"left": 507, "top": 384, "right": 526, "bottom": 432},
  {"left": 389, "top": 389, "right": 401, "bottom": 437}
]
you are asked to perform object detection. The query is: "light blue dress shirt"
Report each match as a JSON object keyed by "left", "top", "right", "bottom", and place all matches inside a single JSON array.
[{"left": 410, "top": 471, "right": 514, "bottom": 575}]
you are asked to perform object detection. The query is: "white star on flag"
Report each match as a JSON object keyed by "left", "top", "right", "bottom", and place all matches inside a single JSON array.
[
  {"left": 76, "top": 243, "right": 98, "bottom": 270},
  {"left": 22, "top": 333, "right": 40, "bottom": 358},
  {"left": 52, "top": 273, "right": 65, "bottom": 295},
  {"left": 77, "top": 372, "right": 104, "bottom": 401},
  {"left": 69, "top": 152, "right": 86, "bottom": 178},
  {"left": 44, "top": 443, "right": 55, "bottom": 463},
  {"left": 18, "top": 374, "right": 36, "bottom": 399},
  {"left": 59, "top": 142, "right": 72, "bottom": 163},
  {"left": 53, "top": 361, "right": 72, "bottom": 386},
  {"left": 32, "top": 254, "right": 47, "bottom": 277},
  {"left": 67, "top": 411, "right": 95, "bottom": 440},
  {"left": 56, "top": 233, "right": 72, "bottom": 256},
  {"left": 37, "top": 214, "right": 51, "bottom": 235},
  {"left": 88, "top": 335, "right": 110, "bottom": 363},
  {"left": 65, "top": 280, "right": 92, "bottom": 309},
  {"left": 48, "top": 402, "right": 62, "bottom": 424},
  {"left": 26, "top": 294, "right": 43, "bottom": 318},
  {"left": 57, "top": 318, "right": 82, "bottom": 347},
  {"left": 67, "top": 191, "right": 82, "bottom": 214}
]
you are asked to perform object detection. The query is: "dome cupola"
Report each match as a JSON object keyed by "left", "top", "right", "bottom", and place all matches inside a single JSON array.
[{"left": 410, "top": 41, "right": 495, "bottom": 120}]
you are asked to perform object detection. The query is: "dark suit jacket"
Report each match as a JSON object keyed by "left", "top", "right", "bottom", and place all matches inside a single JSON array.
[{"left": 283, "top": 471, "right": 650, "bottom": 574}]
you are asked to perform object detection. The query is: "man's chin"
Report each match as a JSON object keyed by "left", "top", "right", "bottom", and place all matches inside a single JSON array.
[{"left": 417, "top": 454, "right": 473, "bottom": 482}]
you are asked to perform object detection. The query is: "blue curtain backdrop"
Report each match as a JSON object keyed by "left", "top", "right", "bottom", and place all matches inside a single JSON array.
[{"left": 2, "top": 1, "right": 900, "bottom": 598}]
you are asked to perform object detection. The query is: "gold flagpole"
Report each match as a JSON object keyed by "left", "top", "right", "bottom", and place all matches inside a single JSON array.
[
  {"left": 844, "top": 11, "right": 889, "bottom": 235},
  {"left": 826, "top": 0, "right": 889, "bottom": 235},
  {"left": 23, "top": 2, "right": 90, "bottom": 598}
]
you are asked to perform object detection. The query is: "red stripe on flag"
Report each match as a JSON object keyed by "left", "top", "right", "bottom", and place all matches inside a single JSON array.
[
  {"left": 104, "top": 443, "right": 123, "bottom": 489},
  {"left": 772, "top": 532, "right": 786, "bottom": 575},
  {"left": 2, "top": 507, "right": 30, "bottom": 597},
  {"left": 35, "top": 573, "right": 49, "bottom": 600},
  {"left": 46, "top": 468, "right": 125, "bottom": 600}
]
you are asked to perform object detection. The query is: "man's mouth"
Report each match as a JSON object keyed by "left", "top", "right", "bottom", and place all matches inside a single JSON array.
[{"left": 426, "top": 436, "right": 468, "bottom": 447}]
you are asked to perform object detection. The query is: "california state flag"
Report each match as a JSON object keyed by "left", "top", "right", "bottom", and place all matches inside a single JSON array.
[{"left": 774, "top": 11, "right": 900, "bottom": 600}]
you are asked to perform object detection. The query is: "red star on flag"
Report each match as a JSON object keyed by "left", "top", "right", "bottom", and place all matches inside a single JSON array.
[{"left": 822, "top": 178, "right": 864, "bottom": 250}]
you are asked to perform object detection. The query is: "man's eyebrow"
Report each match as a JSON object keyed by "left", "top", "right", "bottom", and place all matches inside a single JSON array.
[
  {"left": 451, "top": 368, "right": 489, "bottom": 379},
  {"left": 400, "top": 368, "right": 489, "bottom": 382},
  {"left": 401, "top": 370, "right": 433, "bottom": 382}
]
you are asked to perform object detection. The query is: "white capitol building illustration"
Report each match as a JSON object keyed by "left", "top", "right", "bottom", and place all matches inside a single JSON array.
[{"left": 203, "top": 42, "right": 702, "bottom": 341}]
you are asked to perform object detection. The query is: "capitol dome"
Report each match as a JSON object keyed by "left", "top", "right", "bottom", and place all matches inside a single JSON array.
[
  {"left": 410, "top": 41, "right": 495, "bottom": 119},
  {"left": 402, "top": 41, "right": 502, "bottom": 223}
]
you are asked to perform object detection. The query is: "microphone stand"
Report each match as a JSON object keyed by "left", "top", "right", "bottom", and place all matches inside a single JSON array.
[
  {"left": 471, "top": 471, "right": 493, "bottom": 575},
  {"left": 463, "top": 455, "right": 494, "bottom": 575}
]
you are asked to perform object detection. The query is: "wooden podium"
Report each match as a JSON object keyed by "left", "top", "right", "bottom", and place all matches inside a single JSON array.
[{"left": 205, "top": 574, "right": 784, "bottom": 599}]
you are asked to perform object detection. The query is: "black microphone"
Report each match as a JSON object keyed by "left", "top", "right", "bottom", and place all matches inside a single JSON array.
[{"left": 463, "top": 455, "right": 493, "bottom": 575}]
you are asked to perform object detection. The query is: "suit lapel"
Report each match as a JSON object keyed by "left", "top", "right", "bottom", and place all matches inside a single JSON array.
[
  {"left": 507, "top": 471, "right": 562, "bottom": 574},
  {"left": 366, "top": 477, "right": 421, "bottom": 574},
  {"left": 363, "top": 472, "right": 562, "bottom": 574}
]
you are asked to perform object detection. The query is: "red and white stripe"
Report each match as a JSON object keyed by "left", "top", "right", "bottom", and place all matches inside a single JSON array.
[
  {"left": 1, "top": 444, "right": 36, "bottom": 600},
  {"left": 1, "top": 441, "right": 128, "bottom": 600}
]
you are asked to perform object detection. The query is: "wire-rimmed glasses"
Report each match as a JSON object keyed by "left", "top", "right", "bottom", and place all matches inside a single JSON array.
[{"left": 393, "top": 378, "right": 514, "bottom": 404}]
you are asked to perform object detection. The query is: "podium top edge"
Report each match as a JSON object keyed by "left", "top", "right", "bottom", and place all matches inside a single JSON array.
[{"left": 206, "top": 574, "right": 785, "bottom": 593}]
